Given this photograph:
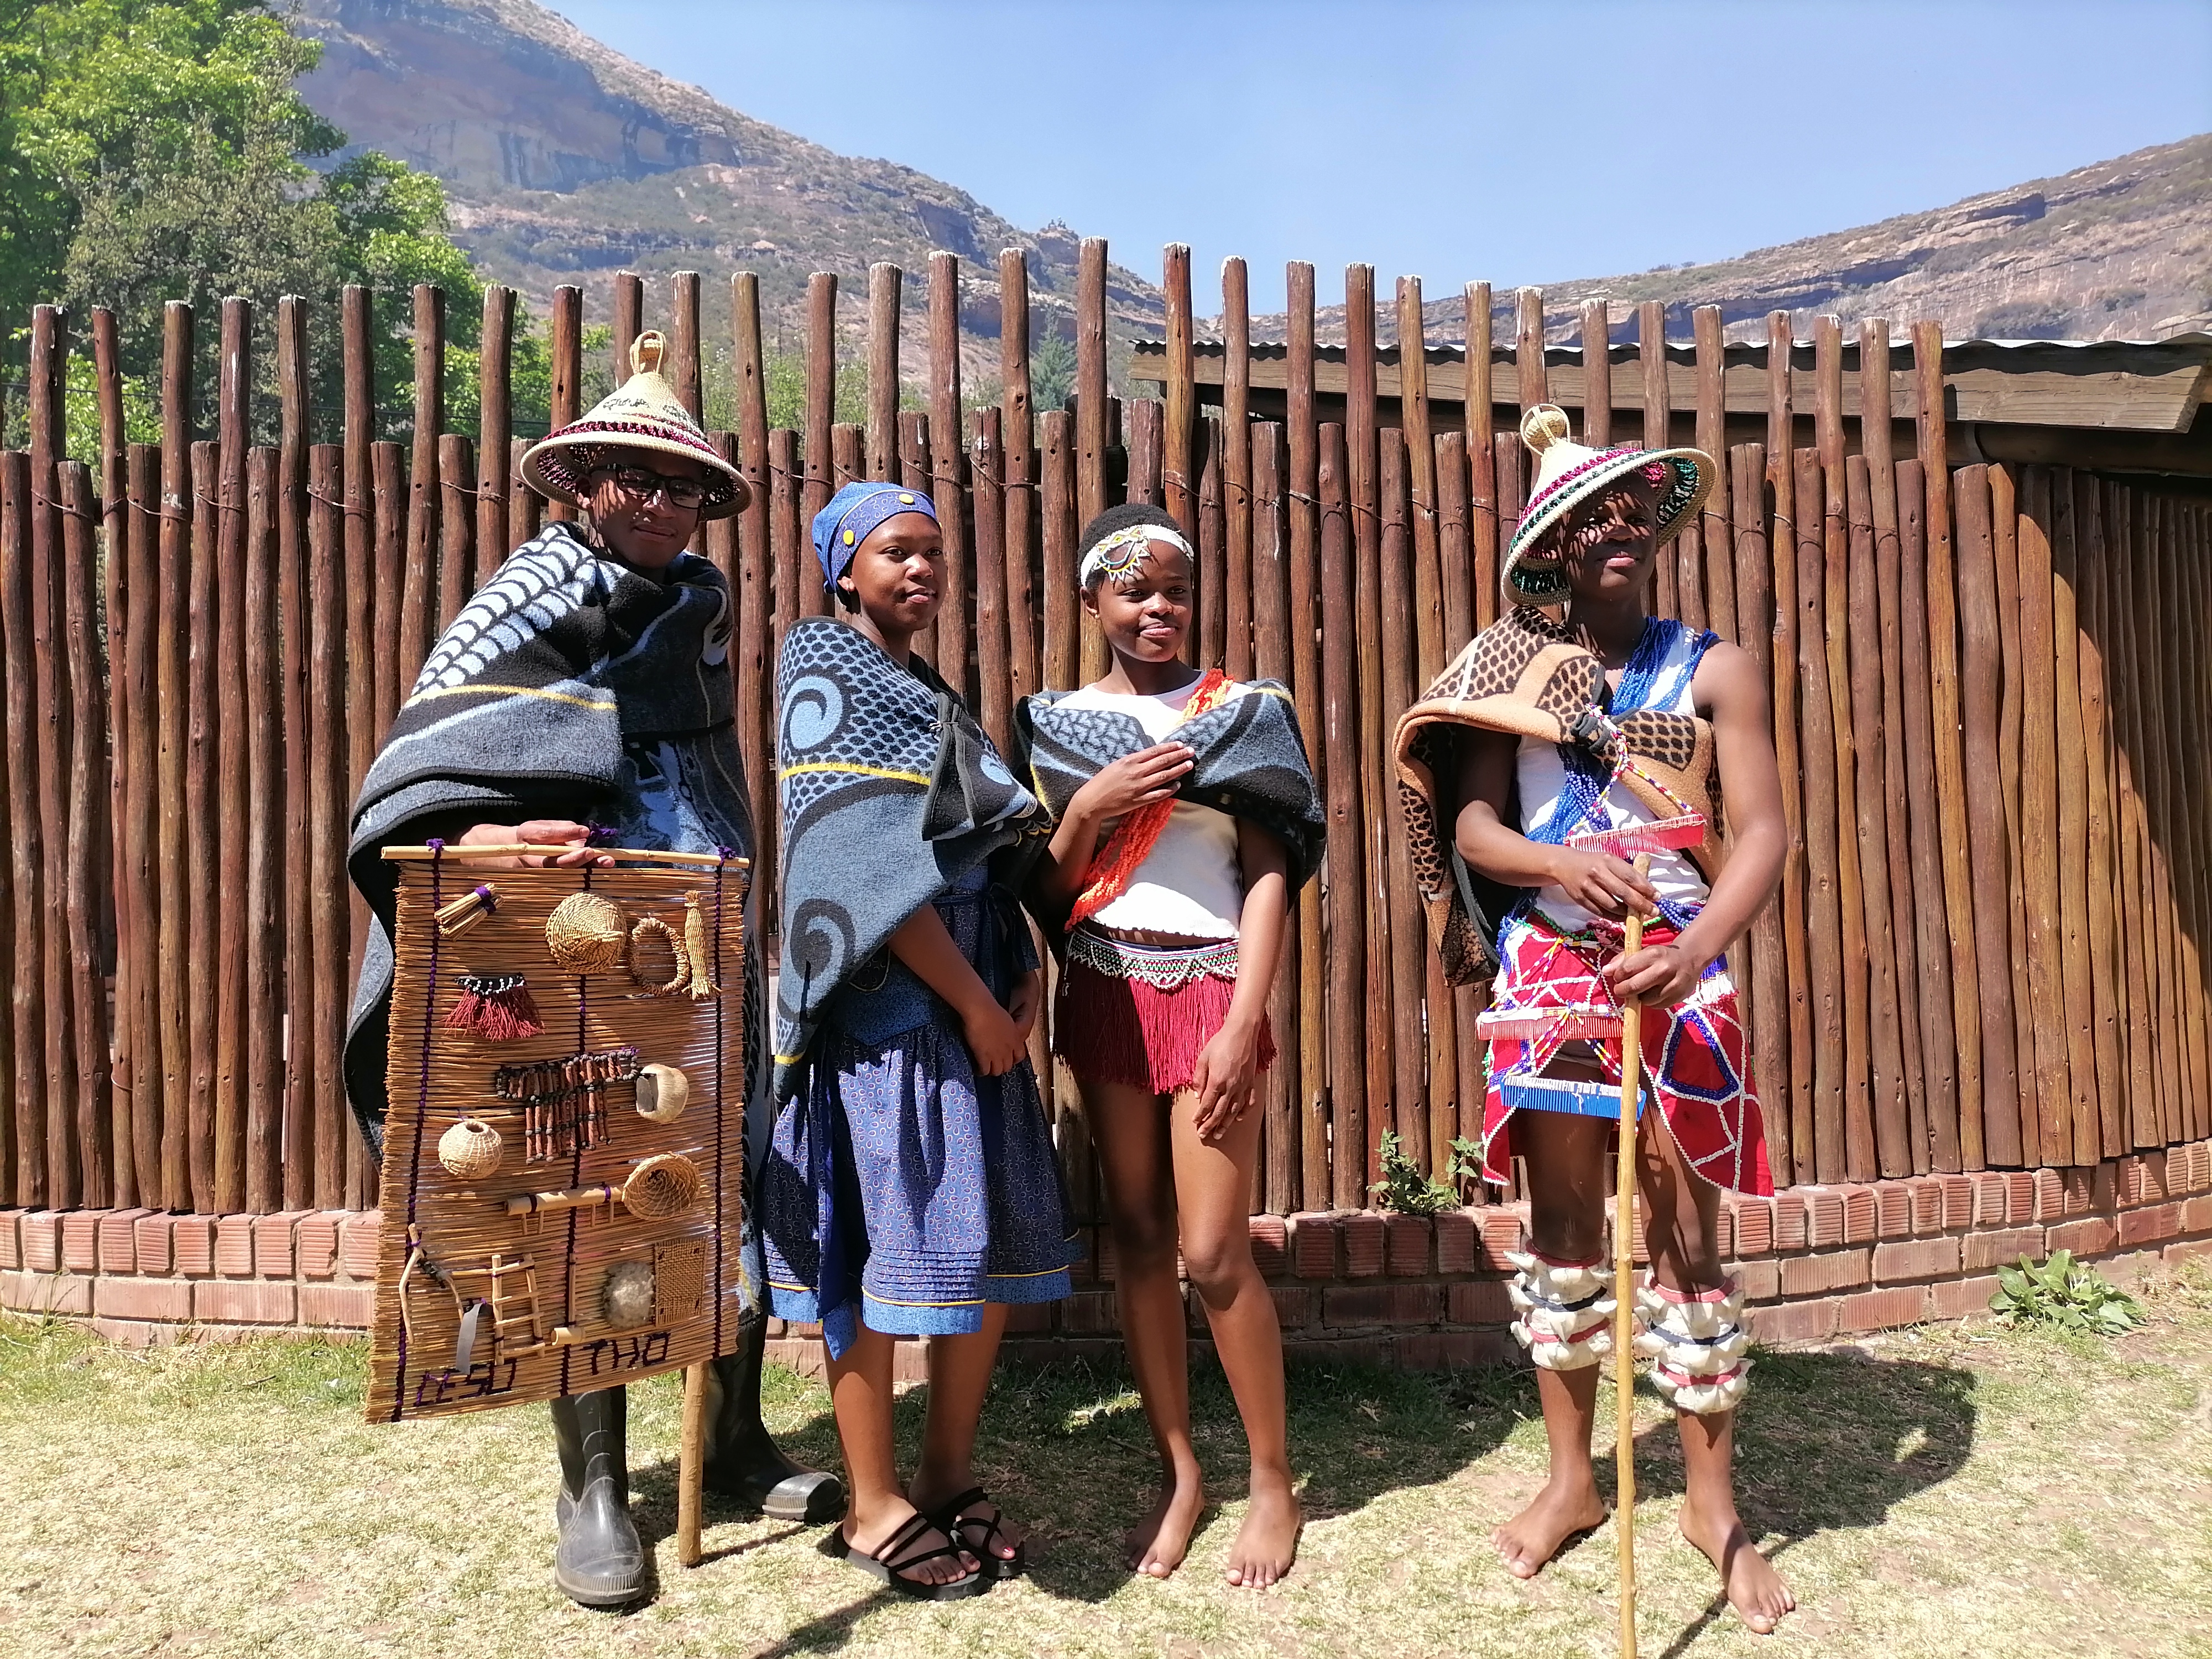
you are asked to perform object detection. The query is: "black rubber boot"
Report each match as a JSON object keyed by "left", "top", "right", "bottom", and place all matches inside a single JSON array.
[
  {"left": 552, "top": 1386, "right": 647, "bottom": 1607},
  {"left": 701, "top": 1317, "right": 844, "bottom": 1522}
]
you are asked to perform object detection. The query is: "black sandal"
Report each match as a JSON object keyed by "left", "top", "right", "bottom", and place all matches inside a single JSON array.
[
  {"left": 930, "top": 1486, "right": 1027, "bottom": 1580},
  {"left": 825, "top": 1511, "right": 987, "bottom": 1600}
]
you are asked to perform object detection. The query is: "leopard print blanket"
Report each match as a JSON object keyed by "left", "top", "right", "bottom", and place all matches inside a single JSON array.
[{"left": 1391, "top": 605, "right": 1720, "bottom": 985}]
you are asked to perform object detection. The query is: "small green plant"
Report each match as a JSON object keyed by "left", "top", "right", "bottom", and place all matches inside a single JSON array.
[
  {"left": 1370, "top": 1129, "right": 1459, "bottom": 1216},
  {"left": 1989, "top": 1249, "right": 2146, "bottom": 1335}
]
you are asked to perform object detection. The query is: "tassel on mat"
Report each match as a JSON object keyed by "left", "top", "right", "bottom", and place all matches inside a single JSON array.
[{"left": 446, "top": 974, "right": 546, "bottom": 1041}]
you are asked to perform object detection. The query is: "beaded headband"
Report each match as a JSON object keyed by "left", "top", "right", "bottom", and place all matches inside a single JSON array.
[{"left": 1079, "top": 523, "right": 1194, "bottom": 590}]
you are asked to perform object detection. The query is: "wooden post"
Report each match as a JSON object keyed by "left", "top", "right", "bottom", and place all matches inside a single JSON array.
[
  {"left": 545, "top": 284, "right": 581, "bottom": 525},
  {"left": 124, "top": 444, "right": 164, "bottom": 1206},
  {"left": 1640, "top": 301, "right": 1678, "bottom": 620},
  {"left": 1846, "top": 455, "right": 1911, "bottom": 1177},
  {"left": 1318, "top": 423, "right": 1366, "bottom": 1210},
  {"left": 477, "top": 284, "right": 515, "bottom": 590},
  {"left": 1041, "top": 411, "right": 1078, "bottom": 694},
  {"left": 1815, "top": 320, "right": 1874, "bottom": 1180},
  {"left": 971, "top": 409, "right": 1011, "bottom": 753},
  {"left": 1953, "top": 467, "right": 2022, "bottom": 1165},
  {"left": 898, "top": 413, "right": 937, "bottom": 665},
  {"left": 1614, "top": 860, "right": 1651, "bottom": 1659},
  {"left": 1162, "top": 244, "right": 1194, "bottom": 538},
  {"left": 999, "top": 251, "right": 1037, "bottom": 702},
  {"left": 215, "top": 299, "right": 252, "bottom": 1212},
  {"left": 1076, "top": 240, "right": 1109, "bottom": 684},
  {"left": 1582, "top": 298, "right": 1612, "bottom": 447},
  {"left": 308, "top": 444, "right": 349, "bottom": 1208},
  {"left": 1126, "top": 397, "right": 1161, "bottom": 506},
  {"left": 1990, "top": 465, "right": 2042, "bottom": 1164},
  {"left": 180, "top": 441, "right": 218, "bottom": 1211},
  {"left": 1197, "top": 416, "right": 1224, "bottom": 668},
  {"left": 1347, "top": 264, "right": 1390, "bottom": 1175},
  {"left": 2075, "top": 479, "right": 2125, "bottom": 1159},
  {"left": 769, "top": 425, "right": 801, "bottom": 691},
  {"left": 1251, "top": 420, "right": 1298, "bottom": 1208},
  {"left": 612, "top": 272, "right": 642, "bottom": 382},
  {"left": 733, "top": 275, "right": 773, "bottom": 896},
  {"left": 373, "top": 442, "right": 406, "bottom": 731},
  {"left": 2015, "top": 468, "right": 2071, "bottom": 1164},
  {"left": 1912, "top": 321, "right": 1981, "bottom": 1167},
  {"left": 93, "top": 309, "right": 129, "bottom": 1203},
  {"left": 1694, "top": 307, "right": 1735, "bottom": 641},
  {"left": 1767, "top": 316, "right": 1812, "bottom": 1181},
  {"left": 1287, "top": 260, "right": 1328, "bottom": 1213},
  {"left": 1861, "top": 327, "right": 1924, "bottom": 1172},
  {"left": 1896, "top": 456, "right": 1961, "bottom": 1171},
  {"left": 405, "top": 284, "right": 445, "bottom": 684},
  {"left": 1, "top": 452, "right": 46, "bottom": 1207},
  {"left": 2150, "top": 494, "right": 2205, "bottom": 1141},
  {"left": 437, "top": 433, "right": 474, "bottom": 620},
  {"left": 1515, "top": 286, "right": 1548, "bottom": 420},
  {"left": 927, "top": 254, "right": 971, "bottom": 707},
  {"left": 1794, "top": 446, "right": 1846, "bottom": 1182},
  {"left": 244, "top": 446, "right": 284, "bottom": 1212},
  {"left": 2049, "top": 471, "right": 2101, "bottom": 1164},
  {"left": 276, "top": 297, "right": 312, "bottom": 1209},
  {"left": 1733, "top": 444, "right": 1788, "bottom": 1182},
  {"left": 1222, "top": 257, "right": 1252, "bottom": 678},
  {"left": 1467, "top": 282, "right": 1499, "bottom": 632},
  {"left": 1380, "top": 430, "right": 1426, "bottom": 1166},
  {"left": 670, "top": 270, "right": 703, "bottom": 422},
  {"left": 867, "top": 263, "right": 901, "bottom": 481}
]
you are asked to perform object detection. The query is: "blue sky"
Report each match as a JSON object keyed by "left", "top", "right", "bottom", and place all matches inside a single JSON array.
[{"left": 546, "top": 0, "right": 2212, "bottom": 312}]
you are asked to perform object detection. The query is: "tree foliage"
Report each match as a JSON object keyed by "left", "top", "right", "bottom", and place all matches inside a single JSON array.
[{"left": 2, "top": 0, "right": 498, "bottom": 451}]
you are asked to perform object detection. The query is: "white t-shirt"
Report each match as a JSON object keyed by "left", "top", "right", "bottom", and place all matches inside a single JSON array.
[{"left": 1057, "top": 678, "right": 1248, "bottom": 940}]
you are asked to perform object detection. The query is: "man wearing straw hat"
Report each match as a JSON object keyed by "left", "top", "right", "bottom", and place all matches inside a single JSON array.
[
  {"left": 1394, "top": 405, "right": 1793, "bottom": 1635},
  {"left": 346, "top": 332, "right": 839, "bottom": 1608}
]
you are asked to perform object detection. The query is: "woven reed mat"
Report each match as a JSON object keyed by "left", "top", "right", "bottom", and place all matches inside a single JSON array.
[{"left": 366, "top": 851, "right": 750, "bottom": 1425}]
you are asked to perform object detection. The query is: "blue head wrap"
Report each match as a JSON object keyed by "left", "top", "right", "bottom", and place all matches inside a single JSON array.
[{"left": 810, "top": 481, "right": 938, "bottom": 590}]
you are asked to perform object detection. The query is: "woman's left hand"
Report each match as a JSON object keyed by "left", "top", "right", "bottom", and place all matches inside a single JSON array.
[
  {"left": 1603, "top": 941, "right": 1706, "bottom": 1009},
  {"left": 1005, "top": 968, "right": 1042, "bottom": 1044},
  {"left": 1190, "top": 1018, "right": 1262, "bottom": 1141}
]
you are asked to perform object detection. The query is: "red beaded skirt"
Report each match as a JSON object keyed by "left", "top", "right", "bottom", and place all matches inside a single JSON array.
[{"left": 1053, "top": 924, "right": 1276, "bottom": 1097}]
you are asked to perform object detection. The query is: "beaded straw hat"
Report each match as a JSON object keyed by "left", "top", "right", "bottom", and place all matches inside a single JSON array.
[
  {"left": 1501, "top": 403, "right": 1714, "bottom": 604},
  {"left": 521, "top": 330, "right": 748, "bottom": 519}
]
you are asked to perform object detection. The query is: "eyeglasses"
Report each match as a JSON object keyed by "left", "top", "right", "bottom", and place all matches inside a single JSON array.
[{"left": 595, "top": 465, "right": 708, "bottom": 509}]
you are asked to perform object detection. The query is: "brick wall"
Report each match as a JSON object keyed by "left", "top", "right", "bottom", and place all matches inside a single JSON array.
[{"left": 8, "top": 1140, "right": 2210, "bottom": 1373}]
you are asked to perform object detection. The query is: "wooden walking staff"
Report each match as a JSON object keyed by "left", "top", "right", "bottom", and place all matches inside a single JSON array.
[
  {"left": 677, "top": 1359, "right": 708, "bottom": 1567},
  {"left": 1613, "top": 850, "right": 1653, "bottom": 1659}
]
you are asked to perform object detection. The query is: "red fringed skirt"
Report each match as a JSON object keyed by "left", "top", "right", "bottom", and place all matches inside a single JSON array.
[
  {"left": 1054, "top": 924, "right": 1276, "bottom": 1097},
  {"left": 1483, "top": 908, "right": 1773, "bottom": 1196}
]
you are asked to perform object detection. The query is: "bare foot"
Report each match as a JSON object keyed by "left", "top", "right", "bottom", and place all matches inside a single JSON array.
[
  {"left": 1225, "top": 1471, "right": 1300, "bottom": 1589},
  {"left": 1125, "top": 1468, "right": 1206, "bottom": 1578},
  {"left": 841, "top": 1501, "right": 978, "bottom": 1589},
  {"left": 1492, "top": 1475, "right": 1606, "bottom": 1579},
  {"left": 1678, "top": 1495, "right": 1794, "bottom": 1635}
]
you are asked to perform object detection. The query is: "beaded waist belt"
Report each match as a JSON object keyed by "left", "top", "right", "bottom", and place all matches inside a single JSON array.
[{"left": 1068, "top": 924, "right": 1240, "bottom": 991}]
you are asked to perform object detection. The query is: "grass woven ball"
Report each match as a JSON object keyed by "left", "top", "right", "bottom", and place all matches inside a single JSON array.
[
  {"left": 437, "top": 1117, "right": 503, "bottom": 1180},
  {"left": 546, "top": 891, "right": 627, "bottom": 974}
]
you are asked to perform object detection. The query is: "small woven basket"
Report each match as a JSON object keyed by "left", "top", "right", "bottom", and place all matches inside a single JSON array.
[{"left": 546, "top": 892, "right": 629, "bottom": 974}]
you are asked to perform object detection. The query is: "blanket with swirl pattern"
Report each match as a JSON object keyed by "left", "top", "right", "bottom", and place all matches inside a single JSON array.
[{"left": 773, "top": 617, "right": 1042, "bottom": 1101}]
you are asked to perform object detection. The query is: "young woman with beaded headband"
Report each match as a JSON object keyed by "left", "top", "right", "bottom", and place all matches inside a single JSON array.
[
  {"left": 1017, "top": 503, "right": 1324, "bottom": 1588},
  {"left": 1424, "top": 405, "right": 1793, "bottom": 1632}
]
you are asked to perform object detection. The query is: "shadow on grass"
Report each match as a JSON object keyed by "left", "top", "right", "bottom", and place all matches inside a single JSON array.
[{"left": 628, "top": 1341, "right": 1978, "bottom": 1647}]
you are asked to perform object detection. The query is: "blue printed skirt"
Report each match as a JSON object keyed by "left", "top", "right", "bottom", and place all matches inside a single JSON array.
[{"left": 760, "top": 873, "right": 1076, "bottom": 1359}]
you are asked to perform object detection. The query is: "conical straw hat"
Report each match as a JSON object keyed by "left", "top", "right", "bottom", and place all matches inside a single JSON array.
[
  {"left": 1501, "top": 404, "right": 1713, "bottom": 604},
  {"left": 521, "top": 330, "right": 748, "bottom": 519}
]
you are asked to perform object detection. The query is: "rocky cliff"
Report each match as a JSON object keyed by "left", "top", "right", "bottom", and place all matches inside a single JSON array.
[{"left": 294, "top": 0, "right": 1160, "bottom": 365}]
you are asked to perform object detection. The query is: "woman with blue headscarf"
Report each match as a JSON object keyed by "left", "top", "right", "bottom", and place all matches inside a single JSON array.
[{"left": 760, "top": 482, "right": 1076, "bottom": 1598}]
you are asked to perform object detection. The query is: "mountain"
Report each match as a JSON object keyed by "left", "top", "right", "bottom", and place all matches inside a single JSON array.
[
  {"left": 293, "top": 0, "right": 1162, "bottom": 374},
  {"left": 293, "top": 1, "right": 2208, "bottom": 366},
  {"left": 1281, "top": 135, "right": 2212, "bottom": 348}
]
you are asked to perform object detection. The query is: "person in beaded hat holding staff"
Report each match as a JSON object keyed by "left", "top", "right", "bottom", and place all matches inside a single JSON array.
[
  {"left": 345, "top": 332, "right": 839, "bottom": 1609},
  {"left": 1396, "top": 404, "right": 1793, "bottom": 1634}
]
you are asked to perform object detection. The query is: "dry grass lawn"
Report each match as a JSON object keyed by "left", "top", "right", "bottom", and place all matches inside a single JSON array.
[{"left": 3, "top": 1266, "right": 2209, "bottom": 1659}]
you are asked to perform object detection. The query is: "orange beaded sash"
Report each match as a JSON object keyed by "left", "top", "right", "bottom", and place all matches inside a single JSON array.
[{"left": 1067, "top": 667, "right": 1234, "bottom": 929}]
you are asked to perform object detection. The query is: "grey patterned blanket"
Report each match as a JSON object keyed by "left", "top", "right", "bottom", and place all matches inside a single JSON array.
[
  {"left": 345, "top": 523, "right": 756, "bottom": 1154},
  {"left": 772, "top": 617, "right": 1042, "bottom": 1101},
  {"left": 1014, "top": 678, "right": 1326, "bottom": 897}
]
